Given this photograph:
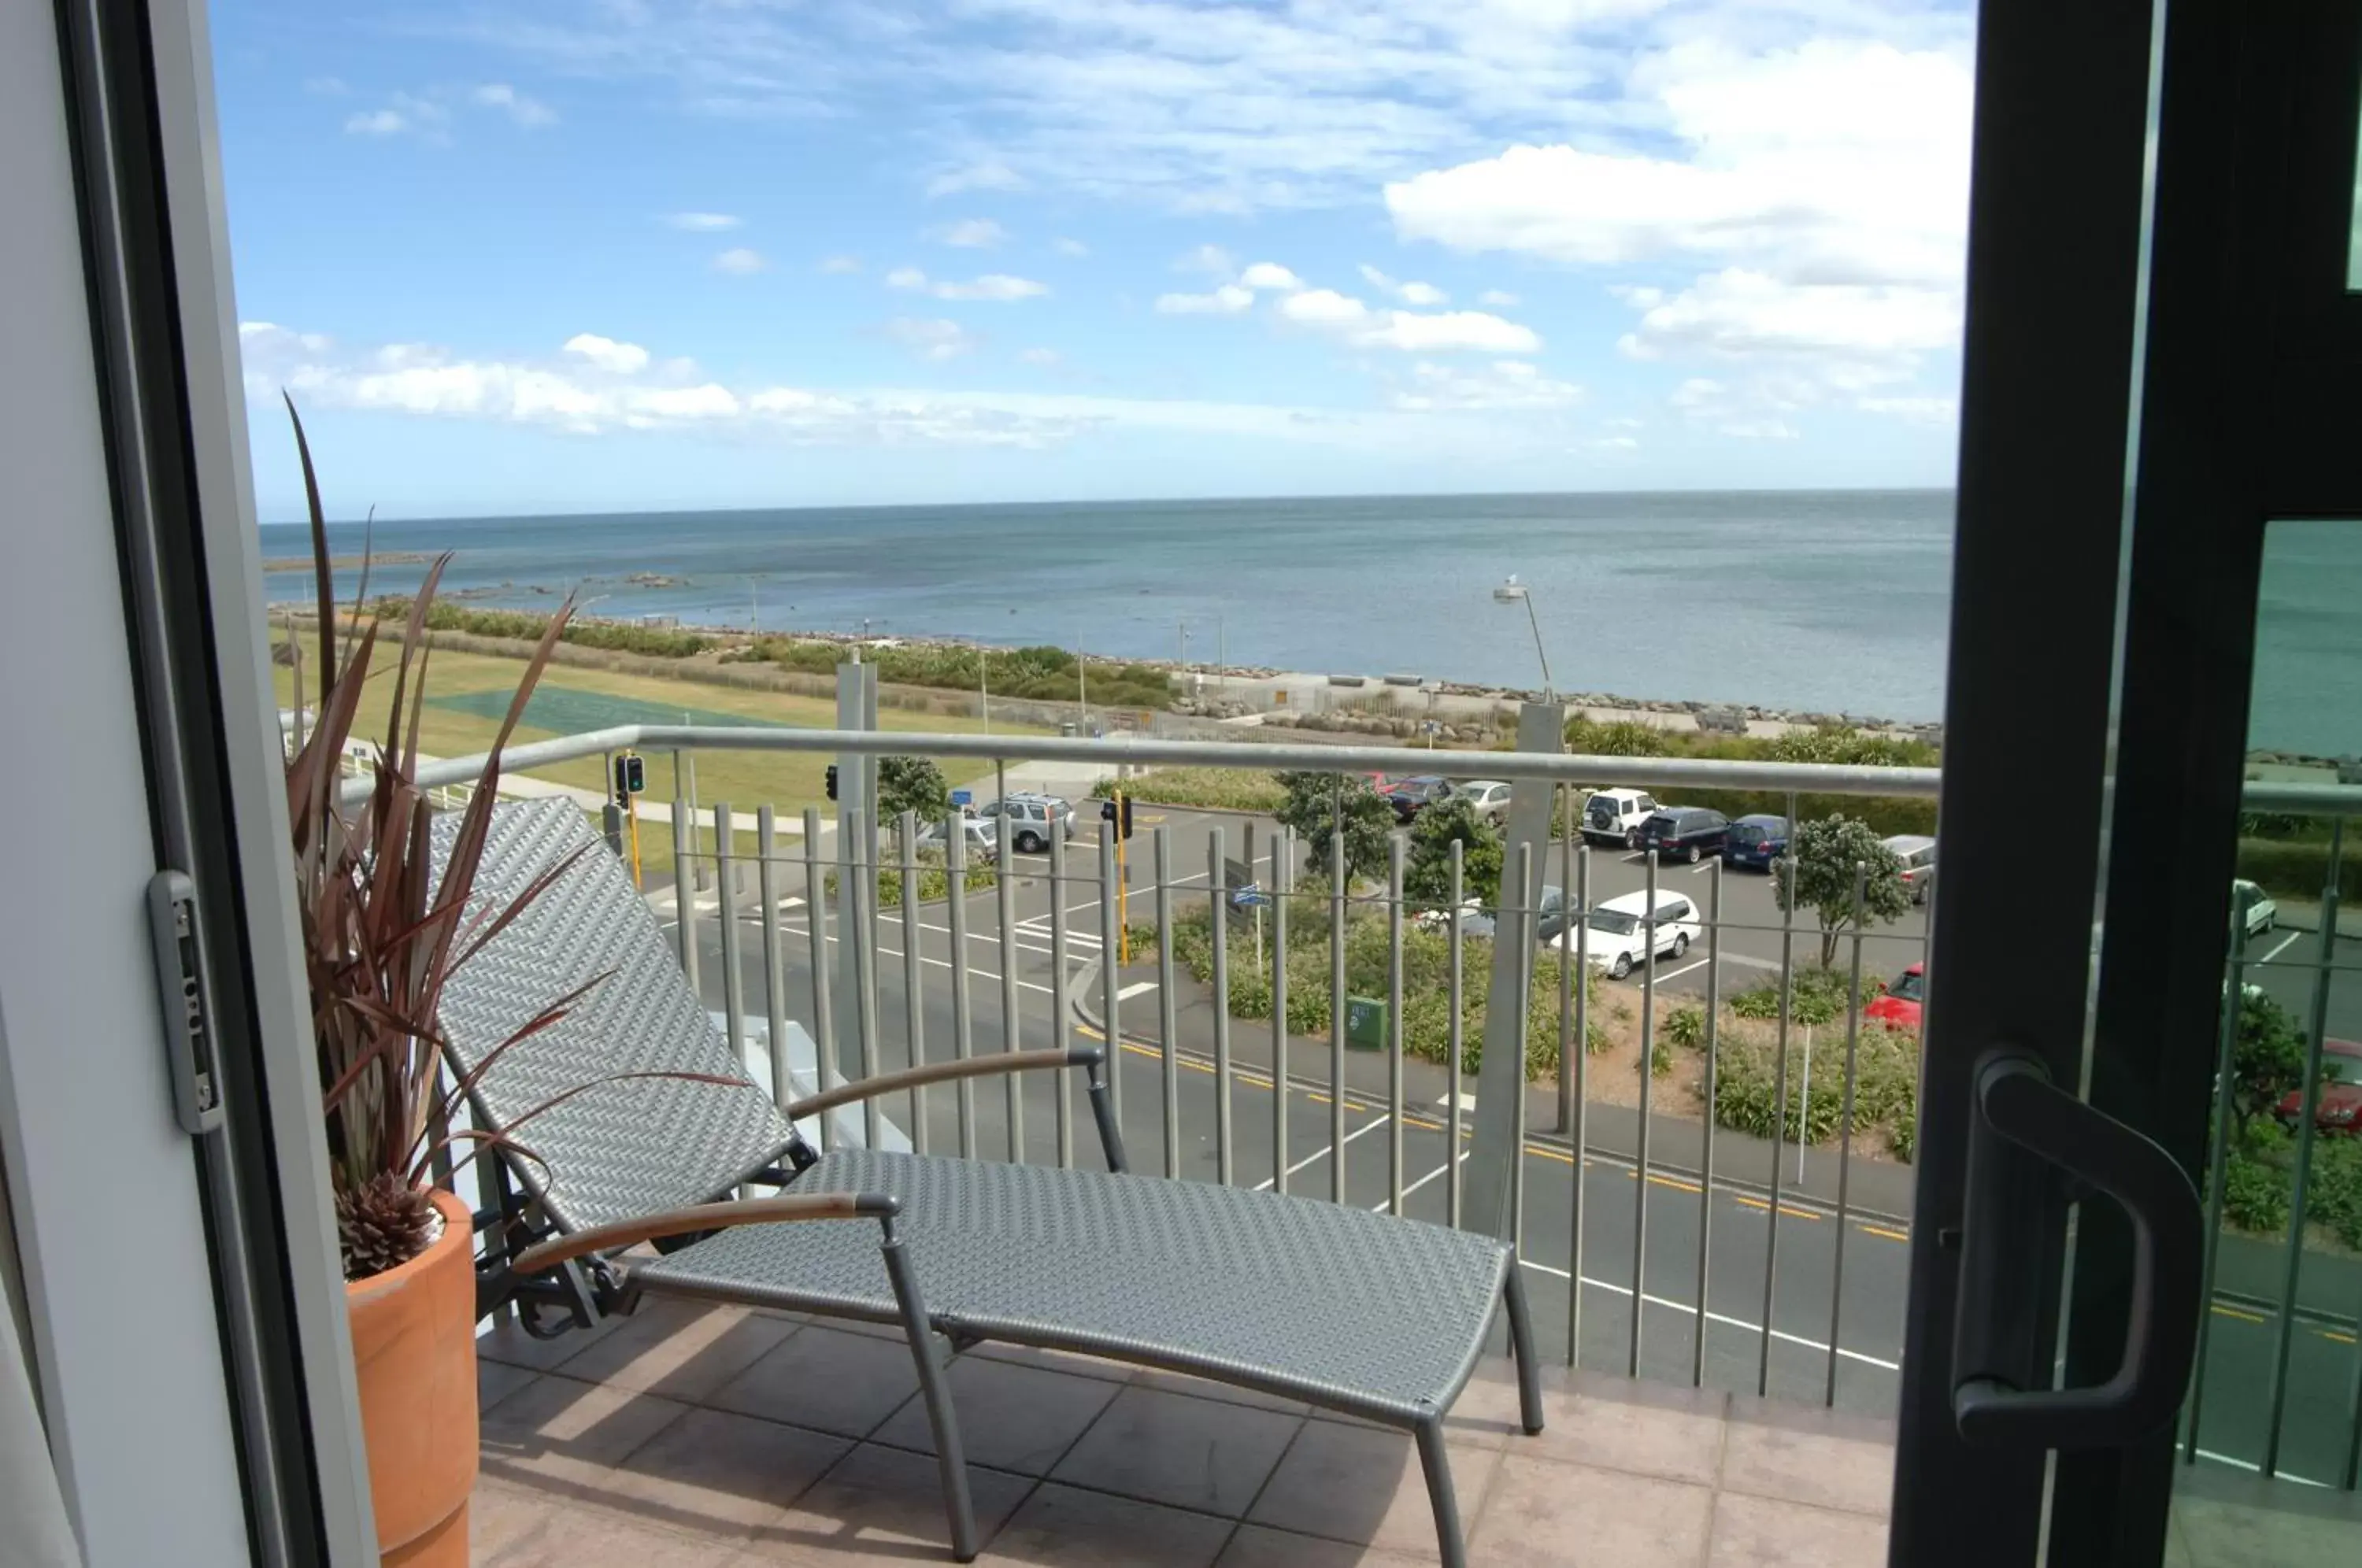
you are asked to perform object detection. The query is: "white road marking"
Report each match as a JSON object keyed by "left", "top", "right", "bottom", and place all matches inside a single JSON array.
[
  {"left": 1653, "top": 957, "right": 1712, "bottom": 984},
  {"left": 1512, "top": 1258, "right": 1901, "bottom": 1371},
  {"left": 1388, "top": 1149, "right": 1468, "bottom": 1207},
  {"left": 2256, "top": 928, "right": 2304, "bottom": 965},
  {"left": 1117, "top": 980, "right": 1161, "bottom": 1000},
  {"left": 1253, "top": 1112, "right": 1391, "bottom": 1190}
]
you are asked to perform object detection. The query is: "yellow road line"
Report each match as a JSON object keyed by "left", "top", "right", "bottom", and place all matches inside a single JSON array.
[
  {"left": 2210, "top": 1305, "right": 2266, "bottom": 1324},
  {"left": 1861, "top": 1225, "right": 1910, "bottom": 1243},
  {"left": 2324, "top": 1329, "right": 2357, "bottom": 1344}
]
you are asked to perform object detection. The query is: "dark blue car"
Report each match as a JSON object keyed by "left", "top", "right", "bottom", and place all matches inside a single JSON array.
[{"left": 1723, "top": 814, "right": 1791, "bottom": 871}]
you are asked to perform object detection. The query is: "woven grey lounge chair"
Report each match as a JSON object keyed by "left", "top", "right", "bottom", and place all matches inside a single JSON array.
[{"left": 436, "top": 798, "right": 1541, "bottom": 1566}]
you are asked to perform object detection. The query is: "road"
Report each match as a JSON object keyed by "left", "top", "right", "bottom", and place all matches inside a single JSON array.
[{"left": 653, "top": 804, "right": 2360, "bottom": 1474}]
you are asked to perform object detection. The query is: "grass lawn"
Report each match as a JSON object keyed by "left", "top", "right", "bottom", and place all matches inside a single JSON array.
[{"left": 272, "top": 643, "right": 1050, "bottom": 873}]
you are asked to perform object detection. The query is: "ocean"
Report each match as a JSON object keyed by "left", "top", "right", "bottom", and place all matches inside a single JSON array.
[
  {"left": 261, "top": 490, "right": 1957, "bottom": 721},
  {"left": 255, "top": 493, "right": 2362, "bottom": 754}
]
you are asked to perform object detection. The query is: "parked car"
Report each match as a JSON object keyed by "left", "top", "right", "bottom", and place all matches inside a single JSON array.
[
  {"left": 916, "top": 815, "right": 1001, "bottom": 862},
  {"left": 1382, "top": 775, "right": 1455, "bottom": 822},
  {"left": 1565, "top": 889, "right": 1701, "bottom": 980},
  {"left": 1635, "top": 807, "right": 1730, "bottom": 863},
  {"left": 1580, "top": 788, "right": 1660, "bottom": 847},
  {"left": 1454, "top": 779, "right": 1513, "bottom": 823},
  {"left": 1883, "top": 834, "right": 1938, "bottom": 904},
  {"left": 1723, "top": 814, "right": 1791, "bottom": 871},
  {"left": 2231, "top": 878, "right": 2277, "bottom": 941},
  {"left": 1865, "top": 963, "right": 1927, "bottom": 1029},
  {"left": 979, "top": 792, "right": 1075, "bottom": 852},
  {"left": 2277, "top": 1037, "right": 2362, "bottom": 1136}
]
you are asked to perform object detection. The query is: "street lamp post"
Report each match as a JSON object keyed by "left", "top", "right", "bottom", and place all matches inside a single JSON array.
[{"left": 1495, "top": 577, "right": 1554, "bottom": 698}]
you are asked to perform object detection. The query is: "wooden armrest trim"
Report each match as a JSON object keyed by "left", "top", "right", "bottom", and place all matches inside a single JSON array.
[
  {"left": 785, "top": 1046, "right": 1102, "bottom": 1122},
  {"left": 512, "top": 1192, "right": 898, "bottom": 1276}
]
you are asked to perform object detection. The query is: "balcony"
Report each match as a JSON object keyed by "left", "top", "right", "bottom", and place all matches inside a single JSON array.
[
  {"left": 372, "top": 719, "right": 2360, "bottom": 1566},
  {"left": 468, "top": 1302, "right": 1896, "bottom": 1566}
]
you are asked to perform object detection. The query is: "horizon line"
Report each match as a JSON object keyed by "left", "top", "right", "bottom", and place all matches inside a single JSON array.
[{"left": 254, "top": 481, "right": 1960, "bottom": 531}]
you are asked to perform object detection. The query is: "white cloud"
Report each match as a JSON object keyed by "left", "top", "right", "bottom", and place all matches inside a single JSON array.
[
  {"left": 343, "top": 109, "right": 409, "bottom": 137},
  {"left": 472, "top": 83, "right": 557, "bottom": 127},
  {"left": 885, "top": 318, "right": 982, "bottom": 361},
  {"left": 1361, "top": 309, "right": 1539, "bottom": 353},
  {"left": 1175, "top": 244, "right": 1236, "bottom": 276},
  {"left": 926, "top": 160, "right": 1025, "bottom": 197},
  {"left": 1479, "top": 288, "right": 1520, "bottom": 306},
  {"left": 1154, "top": 285, "right": 1255, "bottom": 315},
  {"left": 931, "top": 217, "right": 1009, "bottom": 248},
  {"left": 1019, "top": 347, "right": 1064, "bottom": 367},
  {"left": 1616, "top": 267, "right": 1953, "bottom": 398},
  {"left": 1391, "top": 359, "right": 1583, "bottom": 411},
  {"left": 1238, "top": 261, "right": 1303, "bottom": 291},
  {"left": 240, "top": 319, "right": 1613, "bottom": 457},
  {"left": 1278, "top": 289, "right": 1369, "bottom": 327},
  {"left": 935, "top": 273, "right": 1048, "bottom": 301},
  {"left": 1052, "top": 237, "right": 1090, "bottom": 257},
  {"left": 885, "top": 267, "right": 1048, "bottom": 301},
  {"left": 1358, "top": 264, "right": 1448, "bottom": 306},
  {"left": 817, "top": 254, "right": 863, "bottom": 273},
  {"left": 713, "top": 247, "right": 768, "bottom": 275},
  {"left": 666, "top": 212, "right": 742, "bottom": 231},
  {"left": 561, "top": 333, "right": 651, "bottom": 375},
  {"left": 1275, "top": 289, "right": 1540, "bottom": 353},
  {"left": 1855, "top": 394, "right": 1958, "bottom": 425}
]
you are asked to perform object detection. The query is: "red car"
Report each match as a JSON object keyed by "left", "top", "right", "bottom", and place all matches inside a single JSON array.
[
  {"left": 2278, "top": 1038, "right": 2362, "bottom": 1136},
  {"left": 1865, "top": 963, "right": 1927, "bottom": 1030}
]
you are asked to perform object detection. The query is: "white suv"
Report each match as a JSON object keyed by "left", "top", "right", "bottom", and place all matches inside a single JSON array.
[
  {"left": 1566, "top": 889, "right": 1701, "bottom": 979},
  {"left": 1580, "top": 788, "right": 1659, "bottom": 847}
]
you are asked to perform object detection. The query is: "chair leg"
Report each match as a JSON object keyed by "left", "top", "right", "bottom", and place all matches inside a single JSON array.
[
  {"left": 881, "top": 1233, "right": 979, "bottom": 1562},
  {"left": 1502, "top": 1252, "right": 1546, "bottom": 1436},
  {"left": 1416, "top": 1414, "right": 1468, "bottom": 1568}
]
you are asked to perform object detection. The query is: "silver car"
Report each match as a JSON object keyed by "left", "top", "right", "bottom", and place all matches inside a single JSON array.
[
  {"left": 1882, "top": 834, "right": 1937, "bottom": 904},
  {"left": 1454, "top": 779, "right": 1513, "bottom": 823},
  {"left": 979, "top": 792, "right": 1075, "bottom": 852}
]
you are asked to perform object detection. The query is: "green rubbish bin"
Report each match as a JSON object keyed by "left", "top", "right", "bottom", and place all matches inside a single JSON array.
[{"left": 1344, "top": 996, "right": 1387, "bottom": 1052}]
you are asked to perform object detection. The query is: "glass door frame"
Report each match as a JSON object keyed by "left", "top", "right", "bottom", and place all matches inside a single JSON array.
[{"left": 1893, "top": 2, "right": 2362, "bottom": 1563}]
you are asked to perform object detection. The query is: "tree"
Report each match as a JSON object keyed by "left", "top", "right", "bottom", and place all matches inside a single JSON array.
[
  {"left": 877, "top": 756, "right": 950, "bottom": 827},
  {"left": 2227, "top": 987, "right": 2307, "bottom": 1141},
  {"left": 1275, "top": 771, "right": 1395, "bottom": 883},
  {"left": 1405, "top": 796, "right": 1504, "bottom": 906},
  {"left": 1772, "top": 814, "right": 1911, "bottom": 967}
]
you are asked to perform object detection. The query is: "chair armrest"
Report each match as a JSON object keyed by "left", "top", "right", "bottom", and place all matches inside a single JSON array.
[
  {"left": 784, "top": 1045, "right": 1104, "bottom": 1122},
  {"left": 512, "top": 1192, "right": 900, "bottom": 1275}
]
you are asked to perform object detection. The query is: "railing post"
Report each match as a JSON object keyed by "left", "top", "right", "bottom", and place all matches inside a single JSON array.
[
  {"left": 997, "top": 804, "right": 1024, "bottom": 1163},
  {"left": 715, "top": 804, "right": 746, "bottom": 1081},
  {"left": 672, "top": 796, "right": 700, "bottom": 994},
  {"left": 758, "top": 806, "right": 790, "bottom": 1116},
  {"left": 1759, "top": 788, "right": 1801, "bottom": 1399},
  {"left": 1446, "top": 839, "right": 1464, "bottom": 1230},
  {"left": 1050, "top": 827, "right": 1073, "bottom": 1169},
  {"left": 1155, "top": 826, "right": 1180, "bottom": 1180},
  {"left": 1386, "top": 830, "right": 1405, "bottom": 1215},
  {"left": 899, "top": 811, "right": 930, "bottom": 1156},
  {"left": 1464, "top": 700, "right": 1565, "bottom": 1243},
  {"left": 946, "top": 808, "right": 977, "bottom": 1160},
  {"left": 801, "top": 806, "right": 839, "bottom": 1135},
  {"left": 1209, "top": 827, "right": 1233, "bottom": 1186},
  {"left": 1098, "top": 828, "right": 1123, "bottom": 1136},
  {"left": 1328, "top": 820, "right": 1347, "bottom": 1204},
  {"left": 1271, "top": 830, "right": 1292, "bottom": 1194},
  {"left": 833, "top": 663, "right": 872, "bottom": 1127},
  {"left": 848, "top": 808, "right": 883, "bottom": 1149}
]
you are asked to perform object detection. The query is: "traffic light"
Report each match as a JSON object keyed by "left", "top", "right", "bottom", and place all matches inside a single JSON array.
[
  {"left": 613, "top": 752, "right": 645, "bottom": 797},
  {"left": 824, "top": 764, "right": 839, "bottom": 801},
  {"left": 1098, "top": 793, "right": 1134, "bottom": 839}
]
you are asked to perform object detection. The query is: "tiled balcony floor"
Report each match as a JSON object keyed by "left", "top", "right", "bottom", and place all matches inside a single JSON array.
[{"left": 470, "top": 1298, "right": 1896, "bottom": 1566}]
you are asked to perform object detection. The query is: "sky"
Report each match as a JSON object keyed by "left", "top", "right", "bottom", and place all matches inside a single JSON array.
[{"left": 210, "top": 1, "right": 1979, "bottom": 520}]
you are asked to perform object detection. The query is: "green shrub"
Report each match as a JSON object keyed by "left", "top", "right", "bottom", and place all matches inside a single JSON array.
[
  {"left": 1664, "top": 1006, "right": 1706, "bottom": 1048},
  {"left": 750, "top": 636, "right": 1175, "bottom": 710},
  {"left": 824, "top": 853, "right": 997, "bottom": 908},
  {"left": 2235, "top": 837, "right": 2362, "bottom": 900},
  {"left": 375, "top": 596, "right": 714, "bottom": 657},
  {"left": 1088, "top": 767, "right": 1288, "bottom": 813},
  {"left": 1708, "top": 1019, "right": 1918, "bottom": 1149},
  {"left": 2223, "top": 1151, "right": 2292, "bottom": 1233},
  {"left": 2306, "top": 1137, "right": 2362, "bottom": 1251},
  {"left": 1727, "top": 966, "right": 1854, "bottom": 1026}
]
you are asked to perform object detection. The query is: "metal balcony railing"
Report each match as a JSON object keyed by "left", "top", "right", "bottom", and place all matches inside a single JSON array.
[{"left": 339, "top": 722, "right": 2362, "bottom": 1472}]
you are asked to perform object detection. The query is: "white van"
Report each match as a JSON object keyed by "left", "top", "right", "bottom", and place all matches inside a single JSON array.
[
  {"left": 1566, "top": 889, "right": 1701, "bottom": 979},
  {"left": 1580, "top": 788, "right": 1659, "bottom": 847}
]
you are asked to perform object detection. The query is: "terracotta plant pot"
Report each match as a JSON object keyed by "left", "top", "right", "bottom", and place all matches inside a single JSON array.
[{"left": 346, "top": 1186, "right": 477, "bottom": 1566}]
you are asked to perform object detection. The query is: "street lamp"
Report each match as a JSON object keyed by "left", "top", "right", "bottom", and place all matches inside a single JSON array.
[{"left": 1494, "top": 575, "right": 1553, "bottom": 697}]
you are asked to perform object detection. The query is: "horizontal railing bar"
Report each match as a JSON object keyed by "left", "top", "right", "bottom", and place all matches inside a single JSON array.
[{"left": 325, "top": 717, "right": 2362, "bottom": 816}]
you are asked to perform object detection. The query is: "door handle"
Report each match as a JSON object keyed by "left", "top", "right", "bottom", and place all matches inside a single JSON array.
[{"left": 1952, "top": 1048, "right": 2202, "bottom": 1448}]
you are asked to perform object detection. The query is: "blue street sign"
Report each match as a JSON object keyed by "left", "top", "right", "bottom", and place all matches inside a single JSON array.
[
  {"left": 1238, "top": 890, "right": 1272, "bottom": 908},
  {"left": 950, "top": 789, "right": 973, "bottom": 807}
]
